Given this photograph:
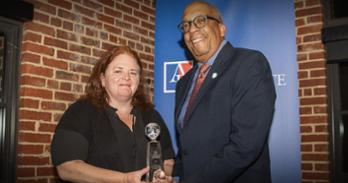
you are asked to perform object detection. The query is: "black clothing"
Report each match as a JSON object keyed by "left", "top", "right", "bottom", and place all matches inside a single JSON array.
[{"left": 51, "top": 99, "right": 174, "bottom": 173}]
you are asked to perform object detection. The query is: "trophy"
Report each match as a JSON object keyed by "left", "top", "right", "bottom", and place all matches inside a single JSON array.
[{"left": 145, "top": 123, "right": 163, "bottom": 182}]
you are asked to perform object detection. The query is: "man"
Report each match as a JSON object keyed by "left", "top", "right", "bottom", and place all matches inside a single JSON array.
[{"left": 173, "top": 1, "right": 276, "bottom": 183}]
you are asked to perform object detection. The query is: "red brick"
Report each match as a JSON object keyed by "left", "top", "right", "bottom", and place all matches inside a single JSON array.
[
  {"left": 299, "top": 78, "right": 326, "bottom": 87},
  {"left": 60, "top": 82, "right": 72, "bottom": 91},
  {"left": 306, "top": 0, "right": 322, "bottom": 7},
  {"left": 299, "top": 61, "right": 325, "bottom": 70},
  {"left": 101, "top": 42, "right": 116, "bottom": 50},
  {"left": 74, "top": 4, "right": 95, "bottom": 17},
  {"left": 81, "top": 37, "right": 100, "bottom": 47},
  {"left": 134, "top": 10, "right": 148, "bottom": 20},
  {"left": 298, "top": 43, "right": 324, "bottom": 52},
  {"left": 296, "top": 18, "right": 305, "bottom": 27},
  {"left": 115, "top": 19, "right": 132, "bottom": 29},
  {"left": 34, "top": 11, "right": 49, "bottom": 23},
  {"left": 55, "top": 91, "right": 77, "bottom": 101},
  {"left": 70, "top": 63, "right": 92, "bottom": 74},
  {"left": 297, "top": 24, "right": 323, "bottom": 35},
  {"left": 296, "top": 7, "right": 323, "bottom": 17},
  {"left": 39, "top": 123, "right": 56, "bottom": 133},
  {"left": 80, "top": 56, "right": 97, "bottom": 65},
  {"left": 23, "top": 32, "right": 42, "bottom": 43},
  {"left": 63, "top": 21, "right": 73, "bottom": 31},
  {"left": 104, "top": 24, "right": 122, "bottom": 35},
  {"left": 313, "top": 106, "right": 327, "bottom": 113},
  {"left": 303, "top": 88, "right": 312, "bottom": 96},
  {"left": 50, "top": 17, "right": 62, "bottom": 27},
  {"left": 302, "top": 153, "right": 328, "bottom": 161},
  {"left": 19, "top": 121, "right": 36, "bottom": 131},
  {"left": 21, "top": 75, "right": 46, "bottom": 87},
  {"left": 315, "top": 125, "right": 328, "bottom": 132},
  {"left": 314, "top": 144, "right": 328, "bottom": 152},
  {"left": 303, "top": 34, "right": 321, "bottom": 42},
  {"left": 21, "top": 64, "right": 54, "bottom": 78},
  {"left": 18, "top": 132, "right": 51, "bottom": 143},
  {"left": 83, "top": 0, "right": 103, "bottom": 11},
  {"left": 300, "top": 125, "right": 313, "bottom": 132},
  {"left": 116, "top": 2, "right": 132, "bottom": 14},
  {"left": 124, "top": 14, "right": 140, "bottom": 24},
  {"left": 314, "top": 87, "right": 326, "bottom": 95},
  {"left": 56, "top": 70, "right": 79, "bottom": 81},
  {"left": 99, "top": 0, "right": 113, "bottom": 7},
  {"left": 57, "top": 50, "right": 79, "bottom": 61},
  {"left": 47, "top": 79, "right": 59, "bottom": 89},
  {"left": 295, "top": 1, "right": 304, "bottom": 9},
  {"left": 302, "top": 163, "right": 313, "bottom": 170},
  {"left": 82, "top": 17, "right": 102, "bottom": 29},
  {"left": 307, "top": 15, "right": 323, "bottom": 23},
  {"left": 17, "top": 144, "right": 44, "bottom": 154},
  {"left": 17, "top": 167, "right": 35, "bottom": 177},
  {"left": 309, "top": 52, "right": 325, "bottom": 60},
  {"left": 302, "top": 172, "right": 329, "bottom": 180},
  {"left": 24, "top": 22, "right": 55, "bottom": 37},
  {"left": 298, "top": 71, "right": 308, "bottom": 79},
  {"left": 58, "top": 9, "right": 78, "bottom": 22},
  {"left": 41, "top": 101, "right": 66, "bottom": 111},
  {"left": 97, "top": 13, "right": 114, "bottom": 25},
  {"left": 21, "top": 52, "right": 41, "bottom": 64},
  {"left": 302, "top": 134, "right": 328, "bottom": 142},
  {"left": 141, "top": 21, "right": 155, "bottom": 30},
  {"left": 315, "top": 163, "right": 329, "bottom": 171},
  {"left": 125, "top": 0, "right": 139, "bottom": 9},
  {"left": 141, "top": 5, "right": 155, "bottom": 15},
  {"left": 300, "top": 97, "right": 326, "bottom": 105},
  {"left": 43, "top": 57, "right": 68, "bottom": 70},
  {"left": 37, "top": 167, "right": 56, "bottom": 176},
  {"left": 301, "top": 144, "right": 313, "bottom": 152},
  {"left": 300, "top": 115, "right": 327, "bottom": 124},
  {"left": 300, "top": 107, "right": 312, "bottom": 115},
  {"left": 20, "top": 98, "right": 40, "bottom": 109},
  {"left": 22, "top": 42, "right": 54, "bottom": 56},
  {"left": 123, "top": 30, "right": 140, "bottom": 41},
  {"left": 44, "top": 37, "right": 68, "bottom": 49},
  {"left": 20, "top": 109, "right": 52, "bottom": 121},
  {"left": 17, "top": 156, "right": 50, "bottom": 165},
  {"left": 134, "top": 26, "right": 148, "bottom": 36},
  {"left": 104, "top": 7, "right": 122, "bottom": 18},
  {"left": 20, "top": 87, "right": 53, "bottom": 99},
  {"left": 30, "top": 1, "right": 56, "bottom": 15},
  {"left": 48, "top": 0, "right": 72, "bottom": 10}
]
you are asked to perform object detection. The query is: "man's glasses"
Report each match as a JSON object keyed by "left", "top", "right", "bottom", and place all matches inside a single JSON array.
[{"left": 177, "top": 15, "right": 220, "bottom": 33}]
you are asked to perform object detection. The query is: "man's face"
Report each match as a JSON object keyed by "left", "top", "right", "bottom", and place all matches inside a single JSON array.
[{"left": 182, "top": 3, "right": 226, "bottom": 62}]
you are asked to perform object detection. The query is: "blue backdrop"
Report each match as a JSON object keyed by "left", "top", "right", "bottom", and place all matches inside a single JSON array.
[{"left": 153, "top": 1, "right": 300, "bottom": 182}]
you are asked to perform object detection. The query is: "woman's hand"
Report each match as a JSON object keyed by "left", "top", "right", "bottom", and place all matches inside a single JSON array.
[{"left": 123, "top": 167, "right": 149, "bottom": 183}]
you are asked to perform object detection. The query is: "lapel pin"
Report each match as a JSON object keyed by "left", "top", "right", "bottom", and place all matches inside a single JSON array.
[{"left": 212, "top": 72, "right": 218, "bottom": 79}]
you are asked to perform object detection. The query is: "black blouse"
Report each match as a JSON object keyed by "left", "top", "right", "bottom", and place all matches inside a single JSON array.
[{"left": 51, "top": 99, "right": 174, "bottom": 174}]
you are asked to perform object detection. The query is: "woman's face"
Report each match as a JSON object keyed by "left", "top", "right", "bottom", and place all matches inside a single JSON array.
[{"left": 100, "top": 53, "right": 141, "bottom": 104}]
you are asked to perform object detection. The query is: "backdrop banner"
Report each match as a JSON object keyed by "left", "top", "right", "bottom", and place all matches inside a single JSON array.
[{"left": 154, "top": 1, "right": 300, "bottom": 182}]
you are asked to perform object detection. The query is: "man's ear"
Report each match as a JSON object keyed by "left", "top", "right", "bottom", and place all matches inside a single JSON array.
[{"left": 219, "top": 24, "right": 226, "bottom": 37}]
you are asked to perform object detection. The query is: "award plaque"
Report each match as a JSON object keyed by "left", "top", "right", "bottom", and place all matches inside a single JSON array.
[{"left": 145, "top": 123, "right": 163, "bottom": 182}]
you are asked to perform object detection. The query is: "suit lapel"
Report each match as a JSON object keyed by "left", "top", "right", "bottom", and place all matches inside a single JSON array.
[{"left": 184, "top": 43, "right": 236, "bottom": 124}]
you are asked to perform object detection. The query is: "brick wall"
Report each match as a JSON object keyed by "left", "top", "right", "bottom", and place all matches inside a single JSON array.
[
  {"left": 17, "top": 0, "right": 156, "bottom": 182},
  {"left": 295, "top": 0, "right": 330, "bottom": 182}
]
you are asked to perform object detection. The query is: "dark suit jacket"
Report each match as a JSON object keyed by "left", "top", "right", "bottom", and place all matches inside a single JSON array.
[{"left": 174, "top": 42, "right": 276, "bottom": 183}]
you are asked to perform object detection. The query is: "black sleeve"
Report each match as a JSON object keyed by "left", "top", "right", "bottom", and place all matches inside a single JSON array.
[
  {"left": 153, "top": 110, "right": 175, "bottom": 160},
  {"left": 51, "top": 100, "right": 94, "bottom": 166}
]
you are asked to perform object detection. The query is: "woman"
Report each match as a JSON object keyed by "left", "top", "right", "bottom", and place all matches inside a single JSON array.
[{"left": 51, "top": 46, "right": 175, "bottom": 183}]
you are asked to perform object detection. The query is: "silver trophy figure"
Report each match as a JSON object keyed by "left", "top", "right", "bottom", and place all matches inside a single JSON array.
[{"left": 145, "top": 123, "right": 163, "bottom": 182}]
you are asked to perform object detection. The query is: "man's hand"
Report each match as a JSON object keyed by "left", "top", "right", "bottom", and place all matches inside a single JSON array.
[{"left": 152, "top": 169, "right": 174, "bottom": 183}]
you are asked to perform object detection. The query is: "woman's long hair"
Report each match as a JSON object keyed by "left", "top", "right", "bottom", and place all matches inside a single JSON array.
[{"left": 83, "top": 45, "right": 153, "bottom": 110}]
